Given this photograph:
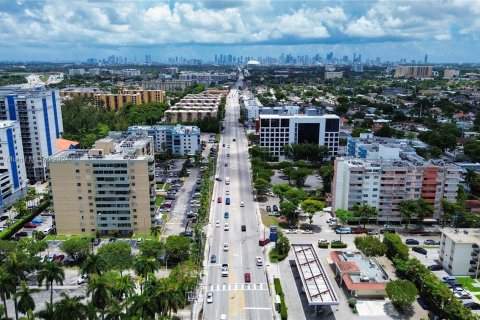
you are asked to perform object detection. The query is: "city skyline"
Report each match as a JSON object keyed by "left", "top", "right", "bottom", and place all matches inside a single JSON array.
[{"left": 1, "top": 0, "right": 480, "bottom": 63}]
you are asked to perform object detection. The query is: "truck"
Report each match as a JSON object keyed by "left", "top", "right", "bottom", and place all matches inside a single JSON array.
[
  {"left": 221, "top": 264, "right": 229, "bottom": 277},
  {"left": 225, "top": 177, "right": 230, "bottom": 185}
]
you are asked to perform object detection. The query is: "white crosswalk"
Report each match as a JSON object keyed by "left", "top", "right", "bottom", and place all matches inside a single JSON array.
[{"left": 206, "top": 283, "right": 269, "bottom": 292}]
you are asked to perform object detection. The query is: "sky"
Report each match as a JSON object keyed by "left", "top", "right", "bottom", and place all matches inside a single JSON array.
[{"left": 1, "top": 0, "right": 479, "bottom": 63}]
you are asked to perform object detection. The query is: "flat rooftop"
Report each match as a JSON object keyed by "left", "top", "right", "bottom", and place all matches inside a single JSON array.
[
  {"left": 292, "top": 244, "right": 339, "bottom": 306},
  {"left": 259, "top": 114, "right": 339, "bottom": 119},
  {"left": 128, "top": 125, "right": 200, "bottom": 134},
  {"left": 443, "top": 228, "right": 480, "bottom": 244}
]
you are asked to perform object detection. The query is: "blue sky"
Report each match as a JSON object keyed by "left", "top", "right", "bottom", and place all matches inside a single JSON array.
[{"left": 1, "top": 0, "right": 479, "bottom": 62}]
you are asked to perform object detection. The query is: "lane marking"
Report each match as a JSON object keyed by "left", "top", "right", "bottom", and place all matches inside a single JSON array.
[{"left": 244, "top": 307, "right": 272, "bottom": 310}]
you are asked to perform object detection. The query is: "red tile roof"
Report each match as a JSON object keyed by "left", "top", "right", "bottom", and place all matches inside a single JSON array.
[
  {"left": 342, "top": 274, "right": 386, "bottom": 291},
  {"left": 330, "top": 251, "right": 360, "bottom": 273},
  {"left": 466, "top": 200, "right": 480, "bottom": 209},
  {"left": 57, "top": 138, "right": 79, "bottom": 151}
]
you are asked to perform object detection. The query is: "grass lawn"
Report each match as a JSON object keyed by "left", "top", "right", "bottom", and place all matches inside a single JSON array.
[
  {"left": 261, "top": 209, "right": 278, "bottom": 227},
  {"left": 156, "top": 196, "right": 165, "bottom": 206},
  {"left": 456, "top": 277, "right": 480, "bottom": 292},
  {"left": 164, "top": 182, "right": 171, "bottom": 191},
  {"left": 161, "top": 214, "right": 169, "bottom": 221},
  {"left": 44, "top": 234, "right": 94, "bottom": 241}
]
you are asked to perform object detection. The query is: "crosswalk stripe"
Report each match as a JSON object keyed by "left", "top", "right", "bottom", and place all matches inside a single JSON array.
[{"left": 205, "top": 283, "right": 268, "bottom": 292}]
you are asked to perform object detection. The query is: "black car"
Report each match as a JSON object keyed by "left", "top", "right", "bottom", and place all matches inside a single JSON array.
[
  {"left": 16, "top": 231, "right": 28, "bottom": 237},
  {"left": 108, "top": 238, "right": 117, "bottom": 243},
  {"left": 424, "top": 239, "right": 440, "bottom": 245},
  {"left": 165, "top": 195, "right": 176, "bottom": 200},
  {"left": 93, "top": 238, "right": 101, "bottom": 246},
  {"left": 180, "top": 231, "right": 193, "bottom": 237},
  {"left": 428, "top": 264, "right": 443, "bottom": 271},
  {"left": 241, "top": 225, "right": 246, "bottom": 232},
  {"left": 266, "top": 206, "right": 271, "bottom": 212},
  {"left": 380, "top": 228, "right": 396, "bottom": 234},
  {"left": 272, "top": 205, "right": 278, "bottom": 212},
  {"left": 405, "top": 239, "right": 420, "bottom": 245},
  {"left": 464, "top": 302, "right": 480, "bottom": 310},
  {"left": 0, "top": 216, "right": 8, "bottom": 221},
  {"left": 412, "top": 247, "right": 428, "bottom": 255},
  {"left": 417, "top": 297, "right": 429, "bottom": 310}
]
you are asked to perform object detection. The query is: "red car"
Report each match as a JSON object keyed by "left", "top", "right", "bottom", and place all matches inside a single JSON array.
[
  {"left": 244, "top": 273, "right": 251, "bottom": 283},
  {"left": 54, "top": 254, "right": 65, "bottom": 264},
  {"left": 23, "top": 222, "right": 36, "bottom": 228},
  {"left": 217, "top": 197, "right": 222, "bottom": 203},
  {"left": 352, "top": 228, "right": 367, "bottom": 234}
]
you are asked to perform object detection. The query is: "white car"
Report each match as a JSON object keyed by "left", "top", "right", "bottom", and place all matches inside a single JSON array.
[
  {"left": 77, "top": 274, "right": 88, "bottom": 285},
  {"left": 206, "top": 291, "right": 213, "bottom": 303},
  {"left": 227, "top": 145, "right": 230, "bottom": 148},
  {"left": 454, "top": 291, "right": 472, "bottom": 299},
  {"left": 240, "top": 201, "right": 245, "bottom": 207},
  {"left": 301, "top": 229, "right": 313, "bottom": 234},
  {"left": 226, "top": 190, "right": 230, "bottom": 195},
  {"left": 318, "top": 239, "right": 330, "bottom": 244},
  {"left": 223, "top": 243, "right": 229, "bottom": 251},
  {"left": 256, "top": 256, "right": 263, "bottom": 266},
  {"left": 224, "top": 223, "right": 229, "bottom": 231},
  {"left": 215, "top": 221, "right": 220, "bottom": 227},
  {"left": 285, "top": 229, "right": 298, "bottom": 234},
  {"left": 367, "top": 230, "right": 379, "bottom": 235}
]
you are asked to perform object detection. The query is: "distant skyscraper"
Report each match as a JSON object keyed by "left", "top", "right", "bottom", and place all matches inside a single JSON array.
[
  {"left": 327, "top": 52, "right": 333, "bottom": 62},
  {"left": 424, "top": 54, "right": 428, "bottom": 64}
]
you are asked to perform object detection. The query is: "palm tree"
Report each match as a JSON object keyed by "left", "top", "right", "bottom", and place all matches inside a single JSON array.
[
  {"left": 53, "top": 293, "right": 86, "bottom": 320},
  {"left": 37, "top": 261, "right": 65, "bottom": 306},
  {"left": 127, "top": 291, "right": 155, "bottom": 320},
  {"left": 465, "top": 169, "right": 478, "bottom": 190},
  {"left": 84, "top": 301, "right": 98, "bottom": 320},
  {"left": 81, "top": 253, "right": 107, "bottom": 276},
  {"left": 105, "top": 298, "right": 126, "bottom": 320},
  {"left": 35, "top": 302, "right": 55, "bottom": 320},
  {"left": 86, "top": 274, "right": 112, "bottom": 320},
  {"left": 14, "top": 281, "right": 40, "bottom": 316},
  {"left": 398, "top": 200, "right": 418, "bottom": 229},
  {"left": 5, "top": 252, "right": 30, "bottom": 320},
  {"left": 0, "top": 267, "right": 15, "bottom": 319},
  {"left": 111, "top": 273, "right": 135, "bottom": 301},
  {"left": 150, "top": 225, "right": 162, "bottom": 240},
  {"left": 133, "top": 256, "right": 159, "bottom": 292}
]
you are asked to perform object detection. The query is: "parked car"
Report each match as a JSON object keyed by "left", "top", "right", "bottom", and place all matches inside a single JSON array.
[
  {"left": 352, "top": 228, "right": 366, "bottom": 234},
  {"left": 285, "top": 229, "right": 297, "bottom": 234},
  {"left": 412, "top": 247, "right": 428, "bottom": 255},
  {"left": 380, "top": 228, "right": 396, "bottom": 234},
  {"left": 454, "top": 291, "right": 472, "bottom": 299},
  {"left": 405, "top": 239, "right": 420, "bottom": 245},
  {"left": 54, "top": 255, "right": 65, "bottom": 264},
  {"left": 77, "top": 275, "right": 88, "bottom": 285},
  {"left": 367, "top": 229, "right": 379, "bottom": 235},
  {"left": 108, "top": 238, "right": 117, "bottom": 243},
  {"left": 318, "top": 239, "right": 330, "bottom": 244},
  {"left": 180, "top": 231, "right": 193, "bottom": 237},
  {"left": 16, "top": 231, "right": 28, "bottom": 237},
  {"left": 424, "top": 239, "right": 440, "bottom": 245},
  {"left": 417, "top": 297, "right": 430, "bottom": 310},
  {"left": 428, "top": 264, "right": 443, "bottom": 271},
  {"left": 272, "top": 205, "right": 279, "bottom": 212},
  {"left": 301, "top": 229, "right": 313, "bottom": 234},
  {"left": 335, "top": 227, "right": 351, "bottom": 234},
  {"left": 266, "top": 206, "right": 271, "bottom": 212},
  {"left": 442, "top": 276, "right": 456, "bottom": 282},
  {"left": 464, "top": 302, "right": 480, "bottom": 310},
  {"left": 23, "top": 222, "right": 36, "bottom": 228},
  {"left": 93, "top": 238, "right": 101, "bottom": 246}
]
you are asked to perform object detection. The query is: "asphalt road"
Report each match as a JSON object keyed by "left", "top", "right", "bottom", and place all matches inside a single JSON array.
[{"left": 202, "top": 88, "right": 273, "bottom": 320}]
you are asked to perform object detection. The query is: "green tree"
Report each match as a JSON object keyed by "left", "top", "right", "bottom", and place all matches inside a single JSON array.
[
  {"left": 440, "top": 198, "right": 458, "bottom": 227},
  {"left": 335, "top": 209, "right": 355, "bottom": 242},
  {"left": 253, "top": 178, "right": 270, "bottom": 195},
  {"left": 284, "top": 188, "right": 307, "bottom": 206},
  {"left": 383, "top": 233, "right": 409, "bottom": 261},
  {"left": 275, "top": 231, "right": 290, "bottom": 256},
  {"left": 398, "top": 200, "right": 418, "bottom": 229},
  {"left": 61, "top": 237, "right": 91, "bottom": 260},
  {"left": 301, "top": 199, "right": 324, "bottom": 225},
  {"left": 164, "top": 236, "right": 190, "bottom": 264},
  {"left": 272, "top": 184, "right": 292, "bottom": 202},
  {"left": 150, "top": 225, "right": 162, "bottom": 240},
  {"left": 291, "top": 167, "right": 313, "bottom": 188},
  {"left": 354, "top": 235, "right": 387, "bottom": 257},
  {"left": 279, "top": 201, "right": 297, "bottom": 224},
  {"left": 417, "top": 198, "right": 434, "bottom": 223},
  {"left": 35, "top": 302, "right": 55, "bottom": 320},
  {"left": 15, "top": 281, "right": 39, "bottom": 316},
  {"left": 352, "top": 203, "right": 378, "bottom": 229},
  {"left": 87, "top": 274, "right": 112, "bottom": 320},
  {"left": 138, "top": 240, "right": 164, "bottom": 259},
  {"left": 37, "top": 261, "right": 65, "bottom": 306},
  {"left": 81, "top": 253, "right": 107, "bottom": 276},
  {"left": 464, "top": 140, "right": 480, "bottom": 162},
  {"left": 5, "top": 252, "right": 31, "bottom": 320},
  {"left": 386, "top": 280, "right": 418, "bottom": 312},
  {"left": 53, "top": 293, "right": 86, "bottom": 320},
  {"left": 318, "top": 165, "right": 334, "bottom": 192},
  {"left": 97, "top": 242, "right": 133, "bottom": 274},
  {"left": 127, "top": 291, "right": 156, "bottom": 319},
  {"left": 133, "top": 255, "right": 160, "bottom": 292},
  {"left": 0, "top": 267, "right": 14, "bottom": 319}
]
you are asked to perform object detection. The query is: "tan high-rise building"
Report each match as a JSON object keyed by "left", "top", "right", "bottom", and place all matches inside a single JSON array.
[
  {"left": 47, "top": 131, "right": 156, "bottom": 236},
  {"left": 394, "top": 66, "right": 433, "bottom": 78}
]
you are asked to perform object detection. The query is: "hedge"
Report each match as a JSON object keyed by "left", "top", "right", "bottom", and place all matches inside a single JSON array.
[
  {"left": 318, "top": 243, "right": 329, "bottom": 249},
  {"left": 0, "top": 200, "right": 50, "bottom": 240},
  {"left": 331, "top": 242, "right": 348, "bottom": 249},
  {"left": 274, "top": 277, "right": 288, "bottom": 319}
]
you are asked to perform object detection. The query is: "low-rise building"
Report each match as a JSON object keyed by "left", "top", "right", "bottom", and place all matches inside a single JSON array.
[
  {"left": 165, "top": 93, "right": 222, "bottom": 124},
  {"left": 128, "top": 125, "right": 200, "bottom": 155},
  {"left": 141, "top": 80, "right": 193, "bottom": 91},
  {"left": 394, "top": 66, "right": 433, "bottom": 78},
  {"left": 325, "top": 71, "right": 343, "bottom": 79},
  {"left": 257, "top": 114, "right": 340, "bottom": 161},
  {"left": 439, "top": 228, "right": 480, "bottom": 276},
  {"left": 47, "top": 131, "right": 155, "bottom": 236},
  {"left": 330, "top": 251, "right": 389, "bottom": 298}
]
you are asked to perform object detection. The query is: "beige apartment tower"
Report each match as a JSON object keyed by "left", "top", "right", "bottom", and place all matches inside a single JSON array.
[{"left": 47, "top": 131, "right": 156, "bottom": 236}]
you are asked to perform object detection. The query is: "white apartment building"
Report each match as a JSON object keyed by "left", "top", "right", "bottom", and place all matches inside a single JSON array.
[
  {"left": 258, "top": 114, "right": 340, "bottom": 161},
  {"left": 0, "top": 121, "right": 27, "bottom": 210},
  {"left": 68, "top": 69, "right": 85, "bottom": 76},
  {"left": 47, "top": 131, "right": 156, "bottom": 236},
  {"left": 128, "top": 125, "right": 201, "bottom": 155},
  {"left": 439, "top": 228, "right": 480, "bottom": 276},
  {"left": 325, "top": 71, "right": 343, "bottom": 79},
  {"left": 0, "top": 90, "right": 63, "bottom": 182},
  {"left": 246, "top": 105, "right": 300, "bottom": 122},
  {"left": 332, "top": 158, "right": 461, "bottom": 221}
]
